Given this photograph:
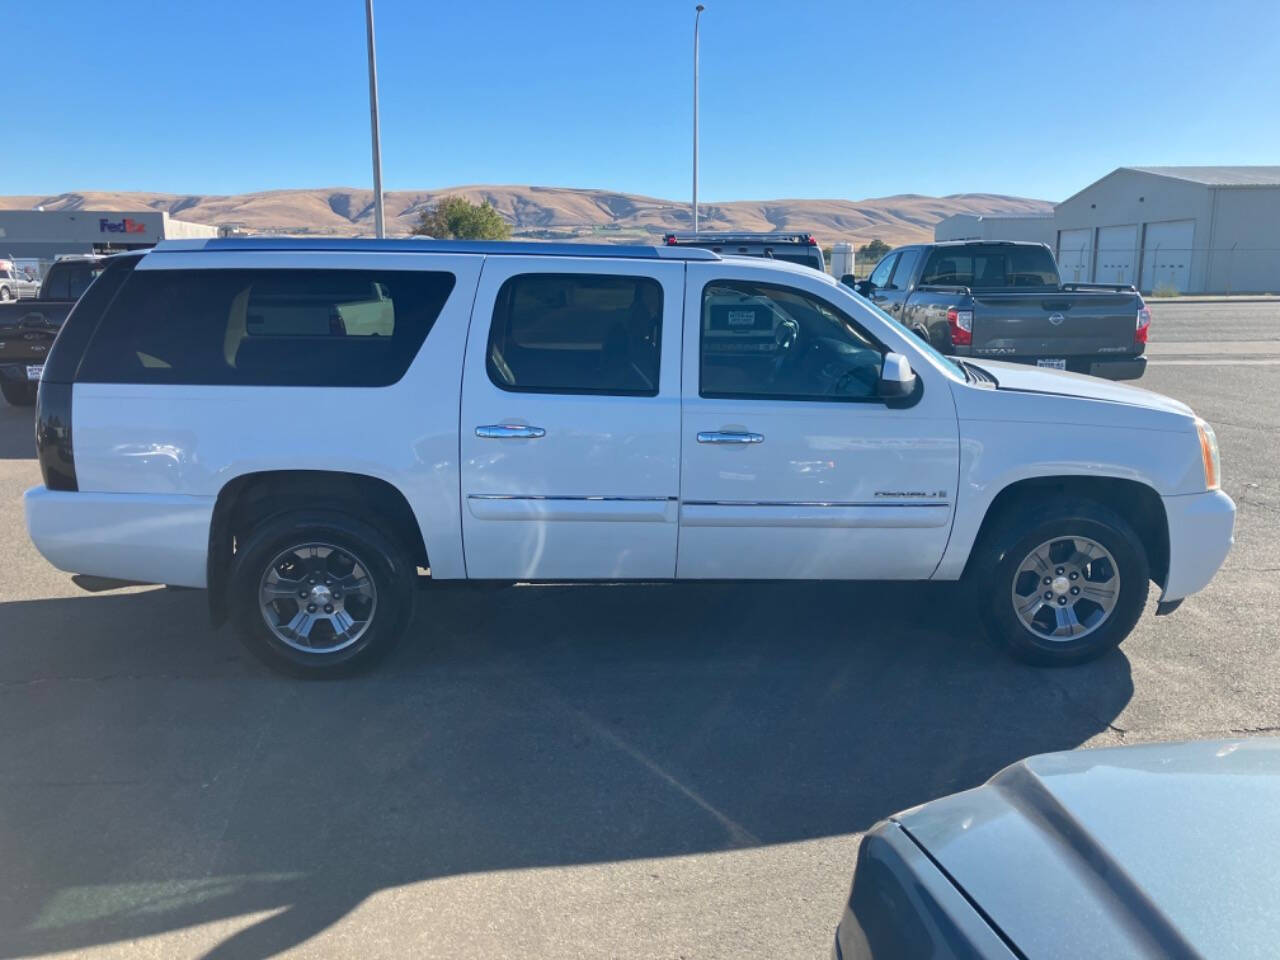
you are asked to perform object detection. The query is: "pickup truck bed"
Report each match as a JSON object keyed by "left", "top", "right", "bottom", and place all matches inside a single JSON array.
[
  {"left": 858, "top": 242, "right": 1149, "bottom": 381},
  {"left": 914, "top": 281, "right": 1147, "bottom": 379}
]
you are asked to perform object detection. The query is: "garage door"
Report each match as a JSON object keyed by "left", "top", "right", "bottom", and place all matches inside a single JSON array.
[
  {"left": 1057, "top": 228, "right": 1093, "bottom": 283},
  {"left": 1095, "top": 225, "right": 1138, "bottom": 286},
  {"left": 1141, "top": 220, "right": 1195, "bottom": 293}
]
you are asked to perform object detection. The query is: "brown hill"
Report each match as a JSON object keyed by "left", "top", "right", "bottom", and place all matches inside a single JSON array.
[{"left": 0, "top": 186, "right": 1051, "bottom": 247}]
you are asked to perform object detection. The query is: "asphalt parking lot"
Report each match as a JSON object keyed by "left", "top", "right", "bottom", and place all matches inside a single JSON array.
[{"left": 0, "top": 299, "right": 1277, "bottom": 959}]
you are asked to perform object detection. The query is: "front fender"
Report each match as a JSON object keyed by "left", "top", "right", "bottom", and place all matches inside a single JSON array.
[{"left": 932, "top": 417, "right": 1201, "bottom": 580}]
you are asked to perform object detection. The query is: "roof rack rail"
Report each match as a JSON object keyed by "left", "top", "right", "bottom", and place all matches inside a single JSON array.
[
  {"left": 151, "top": 237, "right": 720, "bottom": 260},
  {"left": 663, "top": 231, "right": 817, "bottom": 245}
]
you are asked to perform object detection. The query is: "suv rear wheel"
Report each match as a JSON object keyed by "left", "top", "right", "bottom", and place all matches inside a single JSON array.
[
  {"left": 1, "top": 381, "right": 37, "bottom": 406},
  {"left": 229, "top": 510, "right": 416, "bottom": 676},
  {"left": 975, "top": 499, "right": 1149, "bottom": 666}
]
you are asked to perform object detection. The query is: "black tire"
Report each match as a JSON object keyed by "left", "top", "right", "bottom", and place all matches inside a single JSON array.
[
  {"left": 975, "top": 498, "right": 1149, "bottom": 666},
  {"left": 1, "top": 380, "right": 37, "bottom": 406},
  {"left": 228, "top": 510, "right": 416, "bottom": 677}
]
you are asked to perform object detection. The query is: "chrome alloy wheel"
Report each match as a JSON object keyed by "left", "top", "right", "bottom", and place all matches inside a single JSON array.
[
  {"left": 258, "top": 542, "right": 377, "bottom": 653},
  {"left": 1011, "top": 536, "right": 1120, "bottom": 641}
]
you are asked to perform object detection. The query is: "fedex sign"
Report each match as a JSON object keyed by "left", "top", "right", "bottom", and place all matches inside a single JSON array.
[{"left": 99, "top": 217, "right": 147, "bottom": 235}]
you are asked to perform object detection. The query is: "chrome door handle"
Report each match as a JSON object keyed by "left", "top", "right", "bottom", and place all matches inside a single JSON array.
[
  {"left": 697, "top": 430, "right": 764, "bottom": 445},
  {"left": 476, "top": 424, "right": 546, "bottom": 439}
]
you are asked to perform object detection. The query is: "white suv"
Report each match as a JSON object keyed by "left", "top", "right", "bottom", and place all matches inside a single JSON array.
[{"left": 24, "top": 238, "right": 1235, "bottom": 675}]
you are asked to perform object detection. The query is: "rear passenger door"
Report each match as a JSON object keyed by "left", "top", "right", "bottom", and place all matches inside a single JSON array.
[{"left": 459, "top": 257, "right": 683, "bottom": 580}]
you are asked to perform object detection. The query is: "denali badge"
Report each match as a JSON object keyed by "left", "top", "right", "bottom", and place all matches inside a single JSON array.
[{"left": 875, "top": 490, "right": 948, "bottom": 499}]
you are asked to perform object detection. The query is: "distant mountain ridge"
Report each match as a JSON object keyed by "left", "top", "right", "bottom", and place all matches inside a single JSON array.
[{"left": 0, "top": 186, "right": 1052, "bottom": 247}]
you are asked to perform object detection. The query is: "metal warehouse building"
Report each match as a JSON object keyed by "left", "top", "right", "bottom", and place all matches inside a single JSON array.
[
  {"left": 935, "top": 166, "right": 1280, "bottom": 294},
  {"left": 934, "top": 212, "right": 1055, "bottom": 246},
  {"left": 0, "top": 209, "right": 217, "bottom": 261}
]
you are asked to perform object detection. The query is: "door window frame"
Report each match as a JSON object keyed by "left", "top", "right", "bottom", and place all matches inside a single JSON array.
[
  {"left": 484, "top": 271, "right": 665, "bottom": 398},
  {"left": 887, "top": 248, "right": 920, "bottom": 291},
  {"left": 868, "top": 253, "right": 898, "bottom": 289},
  {"left": 696, "top": 277, "right": 895, "bottom": 406}
]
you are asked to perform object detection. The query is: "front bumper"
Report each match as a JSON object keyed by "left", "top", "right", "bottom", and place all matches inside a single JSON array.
[
  {"left": 1083, "top": 356, "right": 1146, "bottom": 381},
  {"left": 24, "top": 486, "right": 214, "bottom": 588},
  {"left": 1160, "top": 489, "right": 1236, "bottom": 602}
]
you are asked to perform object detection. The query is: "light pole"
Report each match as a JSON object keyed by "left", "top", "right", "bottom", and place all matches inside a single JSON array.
[
  {"left": 365, "top": 0, "right": 385, "bottom": 238},
  {"left": 693, "top": 4, "right": 704, "bottom": 234}
]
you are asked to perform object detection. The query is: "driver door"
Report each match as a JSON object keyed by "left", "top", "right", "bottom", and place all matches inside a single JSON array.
[{"left": 676, "top": 261, "right": 959, "bottom": 580}]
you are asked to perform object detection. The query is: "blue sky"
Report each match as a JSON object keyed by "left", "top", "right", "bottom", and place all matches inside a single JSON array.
[{"left": 6, "top": 0, "right": 1279, "bottom": 202}]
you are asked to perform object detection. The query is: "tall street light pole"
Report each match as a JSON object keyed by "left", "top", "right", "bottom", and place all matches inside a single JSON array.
[
  {"left": 365, "top": 0, "right": 385, "bottom": 238},
  {"left": 693, "top": 4, "right": 704, "bottom": 234}
]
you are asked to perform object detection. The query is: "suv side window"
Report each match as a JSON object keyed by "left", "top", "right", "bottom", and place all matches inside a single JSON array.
[
  {"left": 700, "top": 280, "right": 884, "bottom": 402},
  {"left": 868, "top": 254, "right": 897, "bottom": 288},
  {"left": 487, "top": 273, "right": 662, "bottom": 396},
  {"left": 77, "top": 268, "right": 455, "bottom": 386},
  {"left": 889, "top": 249, "right": 920, "bottom": 290}
]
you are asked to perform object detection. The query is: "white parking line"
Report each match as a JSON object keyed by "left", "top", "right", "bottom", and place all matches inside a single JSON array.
[{"left": 1147, "top": 358, "right": 1280, "bottom": 366}]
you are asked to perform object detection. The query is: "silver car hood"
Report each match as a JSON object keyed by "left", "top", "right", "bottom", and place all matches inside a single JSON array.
[{"left": 896, "top": 738, "right": 1280, "bottom": 958}]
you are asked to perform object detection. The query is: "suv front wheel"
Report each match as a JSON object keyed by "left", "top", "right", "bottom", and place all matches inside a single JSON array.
[
  {"left": 976, "top": 499, "right": 1150, "bottom": 666},
  {"left": 229, "top": 510, "right": 416, "bottom": 676}
]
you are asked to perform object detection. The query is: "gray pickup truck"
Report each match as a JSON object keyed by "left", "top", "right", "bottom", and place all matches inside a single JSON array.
[
  {"left": 851, "top": 241, "right": 1149, "bottom": 380},
  {"left": 0, "top": 256, "right": 104, "bottom": 406}
]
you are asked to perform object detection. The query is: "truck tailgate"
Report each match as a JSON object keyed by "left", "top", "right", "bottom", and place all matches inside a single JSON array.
[
  {"left": 970, "top": 292, "right": 1138, "bottom": 357},
  {"left": 0, "top": 301, "right": 71, "bottom": 366}
]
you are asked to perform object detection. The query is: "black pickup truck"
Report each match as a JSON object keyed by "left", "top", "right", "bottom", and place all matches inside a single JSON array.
[
  {"left": 0, "top": 256, "right": 105, "bottom": 406},
  {"left": 850, "top": 241, "right": 1149, "bottom": 380}
]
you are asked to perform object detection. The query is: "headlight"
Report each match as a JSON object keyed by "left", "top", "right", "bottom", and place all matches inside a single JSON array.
[{"left": 1196, "top": 418, "right": 1221, "bottom": 490}]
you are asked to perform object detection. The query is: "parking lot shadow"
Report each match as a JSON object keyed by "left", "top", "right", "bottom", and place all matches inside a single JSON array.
[
  {"left": 0, "top": 579, "right": 1132, "bottom": 958},
  {"left": 0, "top": 402, "right": 34, "bottom": 459}
]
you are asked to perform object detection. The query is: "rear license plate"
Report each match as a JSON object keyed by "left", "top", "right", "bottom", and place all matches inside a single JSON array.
[
  {"left": 1036, "top": 358, "right": 1067, "bottom": 370},
  {"left": 26, "top": 364, "right": 43, "bottom": 381}
]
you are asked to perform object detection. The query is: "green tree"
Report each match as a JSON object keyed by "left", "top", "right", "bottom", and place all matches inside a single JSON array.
[
  {"left": 413, "top": 196, "right": 511, "bottom": 240},
  {"left": 857, "top": 238, "right": 891, "bottom": 262}
]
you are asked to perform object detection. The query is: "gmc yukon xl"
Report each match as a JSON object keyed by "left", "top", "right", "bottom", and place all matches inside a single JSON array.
[
  {"left": 854, "top": 241, "right": 1150, "bottom": 380},
  {"left": 24, "top": 238, "right": 1234, "bottom": 676}
]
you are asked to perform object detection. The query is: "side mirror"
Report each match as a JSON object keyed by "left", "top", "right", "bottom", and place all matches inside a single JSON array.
[
  {"left": 879, "top": 352, "right": 917, "bottom": 399},
  {"left": 855, "top": 279, "right": 874, "bottom": 297},
  {"left": 840, "top": 273, "right": 857, "bottom": 288}
]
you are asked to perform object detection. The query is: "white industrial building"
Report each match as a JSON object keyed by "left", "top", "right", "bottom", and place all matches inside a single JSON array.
[
  {"left": 934, "top": 212, "right": 1055, "bottom": 246},
  {"left": 0, "top": 209, "right": 217, "bottom": 261},
  {"left": 935, "top": 166, "right": 1280, "bottom": 294}
]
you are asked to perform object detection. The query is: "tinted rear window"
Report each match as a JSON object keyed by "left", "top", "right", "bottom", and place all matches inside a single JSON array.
[
  {"left": 487, "top": 273, "right": 662, "bottom": 395},
  {"left": 921, "top": 245, "right": 1058, "bottom": 287},
  {"left": 77, "top": 268, "right": 455, "bottom": 386},
  {"left": 42, "top": 261, "right": 104, "bottom": 300}
]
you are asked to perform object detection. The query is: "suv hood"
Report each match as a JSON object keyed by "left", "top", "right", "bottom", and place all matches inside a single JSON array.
[
  {"left": 972, "top": 359, "right": 1192, "bottom": 416},
  {"left": 897, "top": 739, "right": 1280, "bottom": 958}
]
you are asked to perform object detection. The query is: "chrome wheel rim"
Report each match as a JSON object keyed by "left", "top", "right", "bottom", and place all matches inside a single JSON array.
[
  {"left": 1011, "top": 536, "right": 1120, "bottom": 642},
  {"left": 258, "top": 542, "right": 377, "bottom": 654}
]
